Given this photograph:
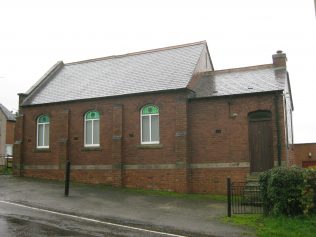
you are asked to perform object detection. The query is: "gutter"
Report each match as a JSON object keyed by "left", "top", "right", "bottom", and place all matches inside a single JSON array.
[
  {"left": 20, "top": 88, "right": 194, "bottom": 108},
  {"left": 188, "top": 90, "right": 284, "bottom": 101}
]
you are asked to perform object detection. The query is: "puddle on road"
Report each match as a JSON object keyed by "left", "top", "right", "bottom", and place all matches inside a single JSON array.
[{"left": 0, "top": 216, "right": 88, "bottom": 237}]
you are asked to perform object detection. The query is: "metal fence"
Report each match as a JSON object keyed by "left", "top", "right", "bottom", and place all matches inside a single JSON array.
[{"left": 227, "top": 178, "right": 263, "bottom": 216}]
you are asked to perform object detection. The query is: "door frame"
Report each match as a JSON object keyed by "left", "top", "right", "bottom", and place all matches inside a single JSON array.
[{"left": 248, "top": 110, "right": 274, "bottom": 173}]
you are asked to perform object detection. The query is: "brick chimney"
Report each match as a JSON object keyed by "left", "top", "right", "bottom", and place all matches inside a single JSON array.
[{"left": 272, "top": 50, "right": 287, "bottom": 68}]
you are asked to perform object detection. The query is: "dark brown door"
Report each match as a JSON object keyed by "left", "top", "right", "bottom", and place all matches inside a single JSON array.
[{"left": 248, "top": 111, "right": 274, "bottom": 172}]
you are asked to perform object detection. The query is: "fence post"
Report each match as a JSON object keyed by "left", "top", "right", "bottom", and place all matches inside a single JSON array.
[
  {"left": 64, "top": 160, "right": 71, "bottom": 196},
  {"left": 227, "top": 177, "right": 232, "bottom": 217}
]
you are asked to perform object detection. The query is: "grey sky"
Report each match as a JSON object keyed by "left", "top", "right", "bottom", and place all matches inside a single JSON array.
[{"left": 0, "top": 0, "right": 315, "bottom": 143}]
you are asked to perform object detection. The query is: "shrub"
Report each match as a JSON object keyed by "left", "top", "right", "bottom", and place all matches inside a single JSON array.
[
  {"left": 303, "top": 168, "right": 316, "bottom": 213},
  {"left": 259, "top": 167, "right": 316, "bottom": 216}
]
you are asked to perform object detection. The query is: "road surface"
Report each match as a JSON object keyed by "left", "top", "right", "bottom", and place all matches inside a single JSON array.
[{"left": 0, "top": 200, "right": 188, "bottom": 237}]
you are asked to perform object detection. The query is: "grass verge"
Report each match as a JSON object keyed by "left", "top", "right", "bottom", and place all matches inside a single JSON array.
[
  {"left": 222, "top": 214, "right": 316, "bottom": 237},
  {"left": 120, "top": 187, "right": 227, "bottom": 201},
  {"left": 73, "top": 181, "right": 227, "bottom": 201},
  {"left": 0, "top": 166, "right": 12, "bottom": 175},
  {"left": 12, "top": 176, "right": 227, "bottom": 202}
]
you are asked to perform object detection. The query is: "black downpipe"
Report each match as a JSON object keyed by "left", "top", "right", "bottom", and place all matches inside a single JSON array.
[
  {"left": 64, "top": 160, "right": 71, "bottom": 196},
  {"left": 274, "top": 94, "right": 282, "bottom": 166}
]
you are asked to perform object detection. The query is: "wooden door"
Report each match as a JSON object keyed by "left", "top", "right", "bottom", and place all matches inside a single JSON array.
[{"left": 248, "top": 111, "right": 274, "bottom": 173}]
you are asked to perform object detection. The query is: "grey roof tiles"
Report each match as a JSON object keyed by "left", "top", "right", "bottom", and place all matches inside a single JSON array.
[
  {"left": 193, "top": 65, "right": 287, "bottom": 98},
  {"left": 22, "top": 41, "right": 288, "bottom": 106},
  {"left": 0, "top": 104, "right": 16, "bottom": 121},
  {"left": 23, "top": 42, "right": 206, "bottom": 106}
]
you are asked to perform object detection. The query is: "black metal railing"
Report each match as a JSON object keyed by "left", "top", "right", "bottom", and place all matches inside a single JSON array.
[{"left": 227, "top": 178, "right": 263, "bottom": 216}]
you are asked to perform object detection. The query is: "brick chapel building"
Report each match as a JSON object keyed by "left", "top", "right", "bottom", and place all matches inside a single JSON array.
[{"left": 13, "top": 41, "right": 294, "bottom": 194}]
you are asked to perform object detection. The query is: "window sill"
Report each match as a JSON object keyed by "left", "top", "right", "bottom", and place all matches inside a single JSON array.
[
  {"left": 33, "top": 148, "right": 51, "bottom": 153},
  {"left": 81, "top": 147, "right": 102, "bottom": 152},
  {"left": 137, "top": 144, "right": 163, "bottom": 149}
]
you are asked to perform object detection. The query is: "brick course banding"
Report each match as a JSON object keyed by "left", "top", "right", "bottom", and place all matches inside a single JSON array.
[{"left": 13, "top": 90, "right": 290, "bottom": 194}]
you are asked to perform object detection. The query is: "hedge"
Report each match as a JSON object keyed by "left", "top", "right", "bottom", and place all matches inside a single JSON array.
[{"left": 259, "top": 167, "right": 316, "bottom": 216}]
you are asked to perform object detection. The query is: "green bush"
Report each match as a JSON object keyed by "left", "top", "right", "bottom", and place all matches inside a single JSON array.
[
  {"left": 259, "top": 167, "right": 316, "bottom": 216},
  {"left": 303, "top": 168, "right": 316, "bottom": 213}
]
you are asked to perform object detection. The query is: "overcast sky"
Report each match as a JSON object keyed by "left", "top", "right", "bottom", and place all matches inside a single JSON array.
[{"left": 0, "top": 0, "right": 315, "bottom": 143}]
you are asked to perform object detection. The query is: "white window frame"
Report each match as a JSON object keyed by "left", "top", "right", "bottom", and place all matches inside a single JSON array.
[
  {"left": 84, "top": 111, "right": 100, "bottom": 147},
  {"left": 140, "top": 105, "right": 159, "bottom": 145},
  {"left": 5, "top": 144, "right": 13, "bottom": 156},
  {"left": 37, "top": 115, "right": 50, "bottom": 149}
]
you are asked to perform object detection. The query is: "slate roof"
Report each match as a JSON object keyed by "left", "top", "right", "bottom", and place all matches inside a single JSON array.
[
  {"left": 22, "top": 41, "right": 207, "bottom": 106},
  {"left": 0, "top": 104, "right": 16, "bottom": 121},
  {"left": 193, "top": 65, "right": 287, "bottom": 98}
]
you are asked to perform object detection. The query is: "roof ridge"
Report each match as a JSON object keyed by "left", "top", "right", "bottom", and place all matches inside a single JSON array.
[
  {"left": 65, "top": 41, "right": 207, "bottom": 66},
  {"left": 202, "top": 64, "right": 274, "bottom": 75}
]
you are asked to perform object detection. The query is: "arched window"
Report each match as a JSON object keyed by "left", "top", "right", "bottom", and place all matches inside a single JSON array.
[
  {"left": 141, "top": 105, "right": 159, "bottom": 144},
  {"left": 84, "top": 111, "right": 100, "bottom": 147},
  {"left": 37, "top": 115, "right": 50, "bottom": 148}
]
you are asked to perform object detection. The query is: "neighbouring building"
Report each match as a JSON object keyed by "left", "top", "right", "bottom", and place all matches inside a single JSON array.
[
  {"left": 294, "top": 143, "right": 316, "bottom": 168},
  {"left": 0, "top": 103, "right": 16, "bottom": 165},
  {"left": 13, "top": 41, "right": 294, "bottom": 194}
]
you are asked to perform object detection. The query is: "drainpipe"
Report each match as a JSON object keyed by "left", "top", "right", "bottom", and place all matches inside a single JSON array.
[{"left": 274, "top": 93, "right": 282, "bottom": 166}]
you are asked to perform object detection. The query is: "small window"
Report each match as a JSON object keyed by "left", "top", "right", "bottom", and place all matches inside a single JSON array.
[
  {"left": 37, "top": 115, "right": 50, "bottom": 148},
  {"left": 84, "top": 111, "right": 100, "bottom": 147},
  {"left": 141, "top": 105, "right": 159, "bottom": 144}
]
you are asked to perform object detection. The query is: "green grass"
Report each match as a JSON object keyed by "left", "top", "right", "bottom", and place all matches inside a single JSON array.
[
  {"left": 119, "top": 187, "right": 227, "bottom": 201},
  {"left": 0, "top": 166, "right": 12, "bottom": 175},
  {"left": 72, "top": 181, "right": 227, "bottom": 201},
  {"left": 15, "top": 176, "right": 227, "bottom": 202},
  {"left": 223, "top": 214, "right": 316, "bottom": 237}
]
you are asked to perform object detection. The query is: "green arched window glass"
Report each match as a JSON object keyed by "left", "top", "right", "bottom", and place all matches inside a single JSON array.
[
  {"left": 141, "top": 105, "right": 159, "bottom": 144},
  {"left": 37, "top": 115, "right": 50, "bottom": 148},
  {"left": 141, "top": 105, "right": 159, "bottom": 115},
  {"left": 38, "top": 115, "right": 50, "bottom": 123},
  {"left": 84, "top": 111, "right": 100, "bottom": 146},
  {"left": 85, "top": 111, "right": 100, "bottom": 120}
]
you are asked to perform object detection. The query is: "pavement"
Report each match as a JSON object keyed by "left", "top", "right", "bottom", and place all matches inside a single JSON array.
[{"left": 0, "top": 176, "right": 255, "bottom": 237}]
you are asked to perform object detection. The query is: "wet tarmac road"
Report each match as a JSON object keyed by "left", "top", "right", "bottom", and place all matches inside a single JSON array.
[
  {"left": 0, "top": 176, "right": 251, "bottom": 237},
  {"left": 0, "top": 201, "right": 186, "bottom": 237},
  {"left": 0, "top": 216, "right": 88, "bottom": 237}
]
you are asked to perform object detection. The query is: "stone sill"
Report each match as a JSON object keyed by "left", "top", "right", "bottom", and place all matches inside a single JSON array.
[
  {"left": 137, "top": 144, "right": 163, "bottom": 149},
  {"left": 81, "top": 147, "right": 102, "bottom": 152},
  {"left": 33, "top": 148, "right": 51, "bottom": 153}
]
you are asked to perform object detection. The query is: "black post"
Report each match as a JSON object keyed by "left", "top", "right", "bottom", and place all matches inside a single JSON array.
[
  {"left": 227, "top": 177, "right": 232, "bottom": 217},
  {"left": 5, "top": 156, "right": 8, "bottom": 174},
  {"left": 64, "top": 160, "right": 71, "bottom": 196}
]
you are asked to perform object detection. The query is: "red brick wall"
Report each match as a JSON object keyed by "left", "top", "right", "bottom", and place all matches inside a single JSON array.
[
  {"left": 188, "top": 93, "right": 287, "bottom": 194},
  {"left": 18, "top": 91, "right": 190, "bottom": 192},
  {"left": 6, "top": 121, "right": 15, "bottom": 144},
  {"left": 22, "top": 170, "right": 64, "bottom": 180},
  {"left": 124, "top": 169, "right": 188, "bottom": 193},
  {"left": 191, "top": 168, "right": 249, "bottom": 194},
  {"left": 16, "top": 90, "right": 288, "bottom": 194},
  {"left": 294, "top": 143, "right": 316, "bottom": 167}
]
